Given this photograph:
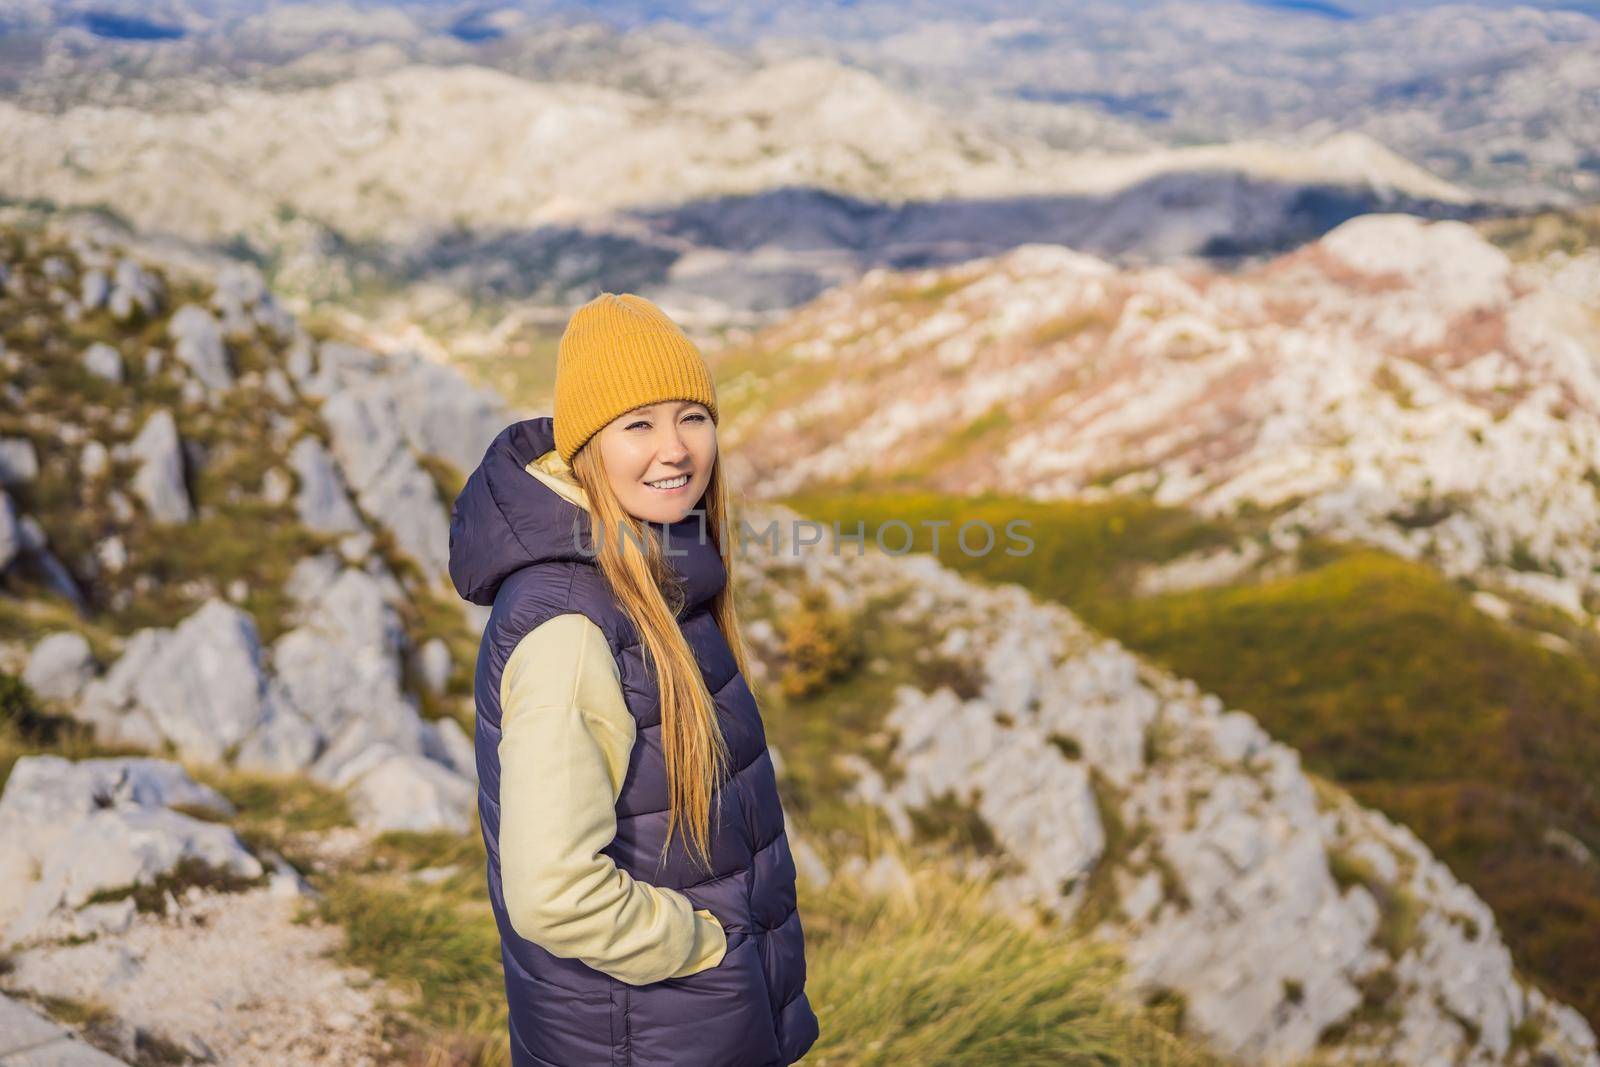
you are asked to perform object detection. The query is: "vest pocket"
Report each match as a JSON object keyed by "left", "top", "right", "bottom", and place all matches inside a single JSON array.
[
  {"left": 627, "top": 935, "right": 783, "bottom": 1066},
  {"left": 608, "top": 979, "right": 631, "bottom": 1066}
]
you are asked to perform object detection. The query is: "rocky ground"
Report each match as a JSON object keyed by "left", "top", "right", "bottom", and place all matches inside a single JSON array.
[{"left": 740, "top": 514, "right": 1599, "bottom": 1066}]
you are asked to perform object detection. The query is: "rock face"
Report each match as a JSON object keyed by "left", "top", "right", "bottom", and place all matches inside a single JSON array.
[
  {"left": 124, "top": 409, "right": 192, "bottom": 523},
  {"left": 315, "top": 389, "right": 444, "bottom": 571},
  {"left": 287, "top": 436, "right": 363, "bottom": 534},
  {"left": 742, "top": 509, "right": 1599, "bottom": 1067},
  {"left": 306, "top": 344, "right": 502, "bottom": 578},
  {"left": 22, "top": 632, "right": 95, "bottom": 703},
  {"left": 0, "top": 756, "right": 249, "bottom": 940},
  {"left": 167, "top": 304, "right": 233, "bottom": 392},
  {"left": 2, "top": 217, "right": 493, "bottom": 844},
  {"left": 77, "top": 600, "right": 274, "bottom": 761},
  {"left": 110, "top": 255, "right": 163, "bottom": 321},
  {"left": 8, "top": 807, "right": 265, "bottom": 945},
  {"left": 272, "top": 561, "right": 475, "bottom": 831},
  {"left": 70, "top": 576, "right": 478, "bottom": 835}
]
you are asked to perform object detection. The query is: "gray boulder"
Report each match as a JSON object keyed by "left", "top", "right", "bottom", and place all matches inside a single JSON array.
[
  {"left": 212, "top": 262, "right": 294, "bottom": 339},
  {"left": 127, "top": 410, "right": 191, "bottom": 523},
  {"left": 7, "top": 808, "right": 263, "bottom": 945},
  {"left": 418, "top": 637, "right": 452, "bottom": 696},
  {"left": 269, "top": 565, "right": 474, "bottom": 828},
  {"left": 80, "top": 268, "right": 109, "bottom": 310},
  {"left": 273, "top": 567, "right": 427, "bottom": 780},
  {"left": 167, "top": 305, "right": 232, "bottom": 392},
  {"left": 321, "top": 387, "right": 451, "bottom": 578},
  {"left": 22, "top": 632, "right": 95, "bottom": 703},
  {"left": 109, "top": 257, "right": 163, "bottom": 321},
  {"left": 0, "top": 489, "right": 17, "bottom": 571},
  {"left": 0, "top": 437, "right": 39, "bottom": 486},
  {"left": 0, "top": 754, "right": 235, "bottom": 935},
  {"left": 303, "top": 343, "right": 507, "bottom": 581},
  {"left": 329, "top": 744, "right": 475, "bottom": 834},
  {"left": 288, "top": 436, "right": 362, "bottom": 534},
  {"left": 83, "top": 341, "right": 123, "bottom": 383},
  {"left": 80, "top": 440, "right": 109, "bottom": 480},
  {"left": 77, "top": 600, "right": 273, "bottom": 762},
  {"left": 422, "top": 715, "right": 475, "bottom": 781},
  {"left": 233, "top": 699, "right": 323, "bottom": 775},
  {"left": 296, "top": 341, "right": 381, "bottom": 401}
]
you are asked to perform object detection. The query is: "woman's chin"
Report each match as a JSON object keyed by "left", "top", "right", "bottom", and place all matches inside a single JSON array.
[{"left": 625, "top": 498, "right": 691, "bottom": 525}]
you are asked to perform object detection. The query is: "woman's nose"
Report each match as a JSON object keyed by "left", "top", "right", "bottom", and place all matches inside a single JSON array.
[{"left": 656, "top": 430, "right": 690, "bottom": 462}]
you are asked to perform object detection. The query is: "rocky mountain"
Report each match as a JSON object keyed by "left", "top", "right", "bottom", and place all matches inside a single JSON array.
[
  {"left": 0, "top": 47, "right": 1486, "bottom": 323},
  {"left": 2, "top": 204, "right": 1598, "bottom": 1063},
  {"left": 0, "top": 204, "right": 514, "bottom": 1063},
  {"left": 720, "top": 212, "right": 1600, "bottom": 625},
  {"left": 2, "top": 0, "right": 1595, "bottom": 206},
  {"left": 0, "top": 204, "right": 509, "bottom": 840},
  {"left": 553, "top": 0, "right": 1600, "bottom": 207}
]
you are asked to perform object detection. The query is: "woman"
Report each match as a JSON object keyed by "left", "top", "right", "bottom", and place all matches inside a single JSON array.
[{"left": 448, "top": 292, "right": 819, "bottom": 1067}]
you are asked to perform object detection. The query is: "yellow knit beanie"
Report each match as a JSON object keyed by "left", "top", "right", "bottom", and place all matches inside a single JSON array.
[{"left": 552, "top": 292, "right": 719, "bottom": 463}]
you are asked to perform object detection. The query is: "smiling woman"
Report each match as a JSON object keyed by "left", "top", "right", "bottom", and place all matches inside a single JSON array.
[{"left": 449, "top": 292, "right": 818, "bottom": 1067}]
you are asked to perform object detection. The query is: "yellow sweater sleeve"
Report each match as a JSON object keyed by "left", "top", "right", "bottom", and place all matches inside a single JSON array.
[{"left": 498, "top": 611, "right": 728, "bottom": 986}]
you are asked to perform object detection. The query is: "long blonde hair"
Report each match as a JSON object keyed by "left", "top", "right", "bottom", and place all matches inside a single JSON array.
[{"left": 569, "top": 441, "right": 754, "bottom": 875}]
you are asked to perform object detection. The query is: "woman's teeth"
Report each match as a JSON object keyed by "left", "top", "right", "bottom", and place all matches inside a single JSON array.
[{"left": 646, "top": 474, "right": 690, "bottom": 490}]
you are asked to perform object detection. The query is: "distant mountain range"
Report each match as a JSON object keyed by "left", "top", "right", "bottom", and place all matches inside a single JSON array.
[
  {"left": 0, "top": 51, "right": 1493, "bottom": 327},
  {"left": 1, "top": 0, "right": 1595, "bottom": 207}
]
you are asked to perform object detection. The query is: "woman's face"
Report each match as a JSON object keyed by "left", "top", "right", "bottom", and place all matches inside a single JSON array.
[{"left": 595, "top": 399, "right": 716, "bottom": 524}]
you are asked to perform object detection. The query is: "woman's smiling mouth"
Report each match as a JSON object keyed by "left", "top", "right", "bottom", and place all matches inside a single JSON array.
[{"left": 645, "top": 473, "right": 691, "bottom": 492}]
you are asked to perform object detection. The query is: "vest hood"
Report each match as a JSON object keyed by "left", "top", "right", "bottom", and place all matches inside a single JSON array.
[{"left": 448, "top": 415, "right": 726, "bottom": 612}]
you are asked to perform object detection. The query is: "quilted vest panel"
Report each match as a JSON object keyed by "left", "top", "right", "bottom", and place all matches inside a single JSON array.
[{"left": 450, "top": 417, "right": 819, "bottom": 1067}]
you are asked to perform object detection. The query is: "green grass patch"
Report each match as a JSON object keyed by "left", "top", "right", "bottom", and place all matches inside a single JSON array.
[
  {"left": 779, "top": 490, "right": 1243, "bottom": 612},
  {"left": 110, "top": 500, "right": 330, "bottom": 640}
]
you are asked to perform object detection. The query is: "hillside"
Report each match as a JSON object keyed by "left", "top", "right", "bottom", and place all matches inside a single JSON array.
[
  {"left": 719, "top": 213, "right": 1600, "bottom": 622},
  {"left": 710, "top": 210, "right": 1600, "bottom": 1024},
  {"left": 1, "top": 207, "right": 1597, "bottom": 1063}
]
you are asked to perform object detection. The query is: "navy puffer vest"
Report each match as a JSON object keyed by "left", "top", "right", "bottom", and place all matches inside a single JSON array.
[{"left": 449, "top": 417, "right": 819, "bottom": 1067}]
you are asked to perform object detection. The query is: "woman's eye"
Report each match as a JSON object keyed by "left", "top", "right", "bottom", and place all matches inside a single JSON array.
[{"left": 684, "top": 413, "right": 707, "bottom": 423}]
